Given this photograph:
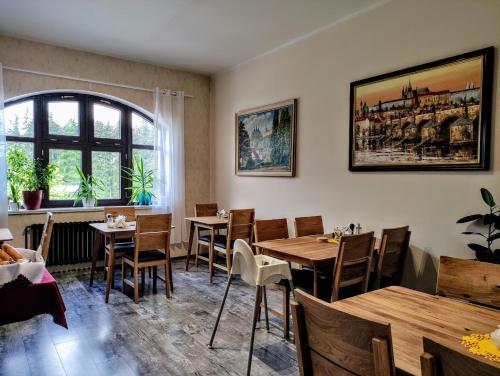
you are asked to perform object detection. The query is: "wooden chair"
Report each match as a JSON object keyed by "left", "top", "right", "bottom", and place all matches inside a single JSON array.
[
  {"left": 204, "top": 209, "right": 254, "bottom": 283},
  {"left": 101, "top": 207, "right": 136, "bottom": 287},
  {"left": 374, "top": 226, "right": 411, "bottom": 289},
  {"left": 292, "top": 289, "right": 395, "bottom": 376},
  {"left": 194, "top": 203, "right": 218, "bottom": 267},
  {"left": 38, "top": 212, "right": 54, "bottom": 261},
  {"left": 254, "top": 218, "right": 291, "bottom": 339},
  {"left": 331, "top": 232, "right": 375, "bottom": 302},
  {"left": 420, "top": 336, "right": 500, "bottom": 376},
  {"left": 122, "top": 213, "right": 173, "bottom": 304},
  {"left": 294, "top": 216, "right": 324, "bottom": 237},
  {"left": 437, "top": 256, "right": 500, "bottom": 309}
]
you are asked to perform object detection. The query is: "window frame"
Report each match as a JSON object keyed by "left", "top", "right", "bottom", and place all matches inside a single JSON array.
[{"left": 5, "top": 92, "right": 154, "bottom": 208}]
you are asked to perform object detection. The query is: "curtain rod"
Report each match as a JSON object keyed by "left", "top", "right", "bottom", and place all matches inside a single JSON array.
[{"left": 2, "top": 66, "right": 194, "bottom": 98}]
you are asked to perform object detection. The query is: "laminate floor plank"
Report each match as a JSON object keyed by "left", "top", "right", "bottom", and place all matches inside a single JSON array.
[{"left": 0, "top": 261, "right": 297, "bottom": 376}]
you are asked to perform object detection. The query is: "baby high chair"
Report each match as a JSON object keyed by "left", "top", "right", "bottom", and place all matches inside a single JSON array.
[{"left": 208, "top": 239, "right": 293, "bottom": 376}]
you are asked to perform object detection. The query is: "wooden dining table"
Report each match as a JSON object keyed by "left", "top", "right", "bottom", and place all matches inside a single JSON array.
[
  {"left": 253, "top": 235, "right": 340, "bottom": 297},
  {"left": 89, "top": 221, "right": 174, "bottom": 303},
  {"left": 331, "top": 286, "right": 500, "bottom": 375},
  {"left": 185, "top": 216, "right": 228, "bottom": 272}
]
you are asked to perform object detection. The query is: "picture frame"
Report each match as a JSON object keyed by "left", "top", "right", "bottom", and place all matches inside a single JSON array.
[
  {"left": 349, "top": 47, "right": 494, "bottom": 171},
  {"left": 235, "top": 99, "right": 297, "bottom": 177}
]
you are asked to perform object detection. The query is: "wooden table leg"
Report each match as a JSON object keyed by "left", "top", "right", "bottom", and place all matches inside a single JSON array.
[
  {"left": 89, "top": 231, "right": 102, "bottom": 287},
  {"left": 105, "top": 234, "right": 115, "bottom": 304},
  {"left": 209, "top": 226, "right": 215, "bottom": 284},
  {"left": 185, "top": 220, "right": 195, "bottom": 271},
  {"left": 313, "top": 264, "right": 318, "bottom": 297}
]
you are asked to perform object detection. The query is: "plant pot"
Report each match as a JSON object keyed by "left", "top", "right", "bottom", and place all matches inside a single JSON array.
[
  {"left": 9, "top": 202, "right": 20, "bottom": 211},
  {"left": 137, "top": 192, "right": 152, "bottom": 206},
  {"left": 82, "top": 197, "right": 96, "bottom": 207},
  {"left": 22, "top": 190, "right": 43, "bottom": 210}
]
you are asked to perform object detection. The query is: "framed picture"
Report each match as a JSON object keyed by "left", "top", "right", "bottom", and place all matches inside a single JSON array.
[
  {"left": 236, "top": 99, "right": 297, "bottom": 176},
  {"left": 349, "top": 47, "right": 494, "bottom": 171}
]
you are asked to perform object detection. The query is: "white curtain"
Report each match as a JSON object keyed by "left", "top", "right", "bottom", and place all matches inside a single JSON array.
[
  {"left": 152, "top": 88, "right": 186, "bottom": 244},
  {"left": 0, "top": 64, "right": 7, "bottom": 228}
]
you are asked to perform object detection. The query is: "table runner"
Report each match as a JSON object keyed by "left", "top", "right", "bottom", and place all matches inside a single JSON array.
[{"left": 0, "top": 269, "right": 67, "bottom": 328}]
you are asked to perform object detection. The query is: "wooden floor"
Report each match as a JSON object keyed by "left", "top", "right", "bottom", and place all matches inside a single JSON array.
[{"left": 0, "top": 261, "right": 298, "bottom": 376}]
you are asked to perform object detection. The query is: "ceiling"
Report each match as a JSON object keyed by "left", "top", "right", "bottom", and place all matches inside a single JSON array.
[{"left": 0, "top": 0, "right": 382, "bottom": 74}]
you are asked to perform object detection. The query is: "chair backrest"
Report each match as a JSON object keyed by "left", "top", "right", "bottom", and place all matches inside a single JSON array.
[
  {"left": 104, "top": 206, "right": 136, "bottom": 221},
  {"left": 136, "top": 213, "right": 172, "bottom": 234},
  {"left": 331, "top": 232, "right": 375, "bottom": 302},
  {"left": 254, "top": 218, "right": 288, "bottom": 253},
  {"left": 38, "top": 212, "right": 54, "bottom": 260},
  {"left": 420, "top": 336, "right": 500, "bottom": 376},
  {"left": 437, "top": 256, "right": 500, "bottom": 309},
  {"left": 195, "top": 203, "right": 218, "bottom": 217},
  {"left": 227, "top": 209, "right": 255, "bottom": 246},
  {"left": 231, "top": 239, "right": 258, "bottom": 286},
  {"left": 292, "top": 289, "right": 395, "bottom": 376},
  {"left": 375, "top": 226, "right": 411, "bottom": 289},
  {"left": 294, "top": 216, "right": 324, "bottom": 237},
  {"left": 135, "top": 213, "right": 172, "bottom": 256}
]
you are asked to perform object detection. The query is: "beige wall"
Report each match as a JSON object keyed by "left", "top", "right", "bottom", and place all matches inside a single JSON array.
[
  {"left": 0, "top": 36, "right": 211, "bottom": 253},
  {"left": 212, "top": 0, "right": 500, "bottom": 292}
]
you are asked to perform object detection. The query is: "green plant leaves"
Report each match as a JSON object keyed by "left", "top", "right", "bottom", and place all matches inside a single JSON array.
[
  {"left": 468, "top": 243, "right": 489, "bottom": 252},
  {"left": 456, "top": 214, "right": 483, "bottom": 223},
  {"left": 480, "top": 188, "right": 495, "bottom": 207},
  {"left": 487, "top": 233, "right": 500, "bottom": 242}
]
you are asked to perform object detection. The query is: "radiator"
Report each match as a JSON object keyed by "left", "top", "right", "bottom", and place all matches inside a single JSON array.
[{"left": 24, "top": 221, "right": 99, "bottom": 266}]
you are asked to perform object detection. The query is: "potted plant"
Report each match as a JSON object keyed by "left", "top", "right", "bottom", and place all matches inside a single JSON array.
[
  {"left": 122, "top": 157, "right": 154, "bottom": 205},
  {"left": 73, "top": 166, "right": 103, "bottom": 207},
  {"left": 457, "top": 188, "right": 500, "bottom": 264},
  {"left": 6, "top": 146, "right": 25, "bottom": 211},
  {"left": 22, "top": 158, "right": 57, "bottom": 210}
]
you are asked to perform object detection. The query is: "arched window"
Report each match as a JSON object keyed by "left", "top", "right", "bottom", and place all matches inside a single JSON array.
[{"left": 5, "top": 92, "right": 154, "bottom": 207}]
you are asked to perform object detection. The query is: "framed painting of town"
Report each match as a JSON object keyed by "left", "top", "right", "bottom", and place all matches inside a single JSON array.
[
  {"left": 349, "top": 47, "right": 494, "bottom": 171},
  {"left": 236, "top": 99, "right": 297, "bottom": 176}
]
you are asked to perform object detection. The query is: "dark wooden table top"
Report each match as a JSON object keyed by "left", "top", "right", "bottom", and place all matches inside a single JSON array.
[{"left": 331, "top": 286, "right": 500, "bottom": 375}]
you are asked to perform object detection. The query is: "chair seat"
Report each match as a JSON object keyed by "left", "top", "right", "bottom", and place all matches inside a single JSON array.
[
  {"left": 123, "top": 250, "right": 165, "bottom": 262},
  {"left": 199, "top": 234, "right": 235, "bottom": 249}
]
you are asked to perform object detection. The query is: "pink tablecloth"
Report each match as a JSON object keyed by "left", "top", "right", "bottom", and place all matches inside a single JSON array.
[{"left": 0, "top": 269, "right": 67, "bottom": 328}]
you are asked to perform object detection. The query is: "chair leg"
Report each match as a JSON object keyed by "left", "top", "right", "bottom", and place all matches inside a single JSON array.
[
  {"left": 209, "top": 229, "right": 215, "bottom": 284},
  {"left": 164, "top": 264, "right": 171, "bottom": 299},
  {"left": 225, "top": 250, "right": 232, "bottom": 279},
  {"left": 263, "top": 286, "right": 270, "bottom": 332},
  {"left": 247, "top": 286, "right": 263, "bottom": 376},
  {"left": 133, "top": 265, "right": 139, "bottom": 304},
  {"left": 141, "top": 268, "right": 145, "bottom": 295},
  {"left": 121, "top": 258, "right": 126, "bottom": 293},
  {"left": 208, "top": 275, "right": 233, "bottom": 348},
  {"left": 283, "top": 285, "right": 290, "bottom": 340},
  {"left": 148, "top": 266, "right": 152, "bottom": 279},
  {"left": 153, "top": 267, "right": 158, "bottom": 293},
  {"left": 103, "top": 251, "right": 109, "bottom": 281},
  {"left": 169, "top": 259, "right": 174, "bottom": 292},
  {"left": 196, "top": 243, "right": 201, "bottom": 267}
]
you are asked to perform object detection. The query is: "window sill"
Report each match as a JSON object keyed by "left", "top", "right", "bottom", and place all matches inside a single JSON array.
[{"left": 8, "top": 205, "right": 152, "bottom": 216}]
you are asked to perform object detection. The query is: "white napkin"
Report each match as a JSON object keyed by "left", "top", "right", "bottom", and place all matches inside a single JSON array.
[{"left": 0, "top": 248, "right": 46, "bottom": 287}]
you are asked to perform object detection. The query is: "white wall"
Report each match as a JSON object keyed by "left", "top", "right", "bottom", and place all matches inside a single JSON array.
[{"left": 212, "top": 0, "right": 500, "bottom": 292}]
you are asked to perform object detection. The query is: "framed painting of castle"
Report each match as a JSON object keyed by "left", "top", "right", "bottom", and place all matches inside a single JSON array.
[
  {"left": 349, "top": 47, "right": 494, "bottom": 171},
  {"left": 236, "top": 99, "right": 297, "bottom": 176}
]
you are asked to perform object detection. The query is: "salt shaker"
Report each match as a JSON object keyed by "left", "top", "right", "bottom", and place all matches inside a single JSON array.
[
  {"left": 491, "top": 325, "right": 500, "bottom": 349},
  {"left": 106, "top": 214, "right": 114, "bottom": 226}
]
